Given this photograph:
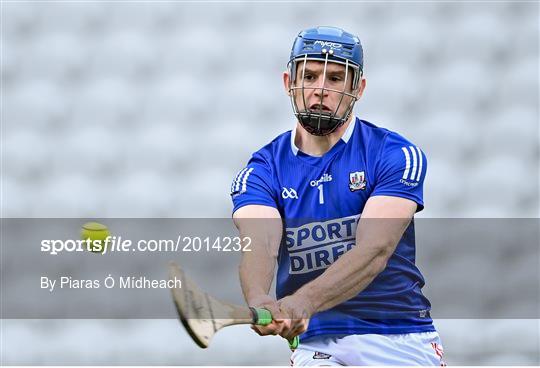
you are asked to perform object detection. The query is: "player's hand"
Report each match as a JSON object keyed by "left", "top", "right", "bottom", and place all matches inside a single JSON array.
[
  {"left": 277, "top": 294, "right": 314, "bottom": 340},
  {"left": 249, "top": 294, "right": 289, "bottom": 336}
]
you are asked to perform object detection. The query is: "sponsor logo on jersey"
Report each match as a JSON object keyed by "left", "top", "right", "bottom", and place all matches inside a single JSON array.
[
  {"left": 282, "top": 187, "right": 298, "bottom": 199},
  {"left": 310, "top": 173, "right": 332, "bottom": 187},
  {"left": 285, "top": 215, "right": 360, "bottom": 274},
  {"left": 349, "top": 171, "right": 366, "bottom": 191},
  {"left": 400, "top": 146, "right": 423, "bottom": 187},
  {"left": 313, "top": 351, "right": 332, "bottom": 359},
  {"left": 230, "top": 167, "right": 254, "bottom": 197}
]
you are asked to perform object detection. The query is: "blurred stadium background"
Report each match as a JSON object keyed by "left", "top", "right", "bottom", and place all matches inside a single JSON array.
[{"left": 2, "top": 1, "right": 539, "bottom": 365}]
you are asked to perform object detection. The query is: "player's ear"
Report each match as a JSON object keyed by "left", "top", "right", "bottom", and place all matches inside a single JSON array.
[
  {"left": 356, "top": 76, "right": 366, "bottom": 99},
  {"left": 283, "top": 71, "right": 292, "bottom": 96}
]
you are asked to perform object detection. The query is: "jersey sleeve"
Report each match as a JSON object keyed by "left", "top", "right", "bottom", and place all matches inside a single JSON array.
[
  {"left": 230, "top": 152, "right": 278, "bottom": 214},
  {"left": 371, "top": 133, "right": 428, "bottom": 212}
]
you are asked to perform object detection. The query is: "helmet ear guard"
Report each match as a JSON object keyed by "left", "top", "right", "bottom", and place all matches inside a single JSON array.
[{"left": 287, "top": 27, "right": 364, "bottom": 136}]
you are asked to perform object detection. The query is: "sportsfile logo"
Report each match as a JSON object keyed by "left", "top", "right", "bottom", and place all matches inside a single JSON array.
[
  {"left": 400, "top": 146, "right": 423, "bottom": 187},
  {"left": 314, "top": 40, "right": 342, "bottom": 49},
  {"left": 285, "top": 215, "right": 360, "bottom": 274}
]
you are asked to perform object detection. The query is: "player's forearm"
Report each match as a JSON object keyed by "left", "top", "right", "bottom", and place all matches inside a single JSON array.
[
  {"left": 295, "top": 202, "right": 415, "bottom": 315},
  {"left": 239, "top": 249, "right": 277, "bottom": 305},
  {"left": 297, "top": 240, "right": 394, "bottom": 314},
  {"left": 233, "top": 205, "right": 283, "bottom": 305}
]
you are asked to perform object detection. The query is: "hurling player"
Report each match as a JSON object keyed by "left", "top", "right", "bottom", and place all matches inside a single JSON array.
[{"left": 231, "top": 26, "right": 445, "bottom": 366}]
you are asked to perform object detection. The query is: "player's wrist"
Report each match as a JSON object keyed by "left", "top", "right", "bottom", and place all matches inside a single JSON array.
[
  {"left": 247, "top": 293, "right": 275, "bottom": 308},
  {"left": 293, "top": 288, "right": 318, "bottom": 317}
]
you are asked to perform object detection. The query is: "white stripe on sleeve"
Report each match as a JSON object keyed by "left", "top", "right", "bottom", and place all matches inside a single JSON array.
[
  {"left": 415, "top": 146, "right": 423, "bottom": 181},
  {"left": 241, "top": 168, "right": 254, "bottom": 193},
  {"left": 409, "top": 146, "right": 417, "bottom": 181},
  {"left": 401, "top": 147, "right": 411, "bottom": 180},
  {"left": 234, "top": 168, "right": 248, "bottom": 192}
]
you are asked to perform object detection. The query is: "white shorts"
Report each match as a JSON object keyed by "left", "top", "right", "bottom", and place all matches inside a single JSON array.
[{"left": 290, "top": 331, "right": 446, "bottom": 366}]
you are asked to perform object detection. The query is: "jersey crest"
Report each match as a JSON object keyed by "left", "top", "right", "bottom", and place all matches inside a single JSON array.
[{"left": 349, "top": 171, "right": 366, "bottom": 191}]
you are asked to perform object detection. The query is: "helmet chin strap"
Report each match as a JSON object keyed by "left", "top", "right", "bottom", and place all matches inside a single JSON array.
[{"left": 298, "top": 113, "right": 348, "bottom": 136}]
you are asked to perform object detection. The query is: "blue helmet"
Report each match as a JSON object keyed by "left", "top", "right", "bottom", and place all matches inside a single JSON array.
[{"left": 287, "top": 26, "right": 364, "bottom": 136}]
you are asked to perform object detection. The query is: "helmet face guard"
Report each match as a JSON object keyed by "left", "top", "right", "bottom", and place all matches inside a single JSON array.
[{"left": 287, "top": 27, "right": 364, "bottom": 136}]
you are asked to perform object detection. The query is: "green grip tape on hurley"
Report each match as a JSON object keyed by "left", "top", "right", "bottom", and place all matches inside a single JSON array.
[
  {"left": 252, "top": 307, "right": 300, "bottom": 350},
  {"left": 253, "top": 307, "right": 273, "bottom": 326},
  {"left": 288, "top": 335, "right": 299, "bottom": 349}
]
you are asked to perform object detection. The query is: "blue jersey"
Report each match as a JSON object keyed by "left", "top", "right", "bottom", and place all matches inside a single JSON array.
[{"left": 231, "top": 117, "right": 434, "bottom": 340}]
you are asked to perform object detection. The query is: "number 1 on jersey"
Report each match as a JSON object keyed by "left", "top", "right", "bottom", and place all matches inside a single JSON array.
[{"left": 317, "top": 184, "right": 324, "bottom": 204}]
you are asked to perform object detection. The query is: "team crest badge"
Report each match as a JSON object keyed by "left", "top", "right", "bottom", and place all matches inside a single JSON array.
[{"left": 349, "top": 171, "right": 366, "bottom": 191}]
